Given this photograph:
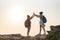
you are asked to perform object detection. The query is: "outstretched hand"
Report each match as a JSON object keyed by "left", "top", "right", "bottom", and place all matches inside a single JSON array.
[
  {"left": 30, "top": 13, "right": 35, "bottom": 19},
  {"left": 33, "top": 12, "right": 35, "bottom": 16}
]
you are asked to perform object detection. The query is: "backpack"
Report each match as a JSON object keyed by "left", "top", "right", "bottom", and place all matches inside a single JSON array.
[
  {"left": 24, "top": 19, "right": 31, "bottom": 28},
  {"left": 42, "top": 16, "right": 47, "bottom": 23}
]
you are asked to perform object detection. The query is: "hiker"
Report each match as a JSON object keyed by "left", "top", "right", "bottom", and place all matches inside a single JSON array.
[
  {"left": 33, "top": 12, "right": 47, "bottom": 35},
  {"left": 24, "top": 14, "right": 34, "bottom": 36}
]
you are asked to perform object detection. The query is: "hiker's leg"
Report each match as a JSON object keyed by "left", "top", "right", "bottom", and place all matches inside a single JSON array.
[
  {"left": 27, "top": 27, "right": 30, "bottom": 36},
  {"left": 42, "top": 27, "right": 46, "bottom": 34},
  {"left": 39, "top": 25, "right": 42, "bottom": 35}
]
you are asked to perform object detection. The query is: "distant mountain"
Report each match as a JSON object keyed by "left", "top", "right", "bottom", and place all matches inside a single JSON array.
[{"left": 0, "top": 34, "right": 22, "bottom": 40}]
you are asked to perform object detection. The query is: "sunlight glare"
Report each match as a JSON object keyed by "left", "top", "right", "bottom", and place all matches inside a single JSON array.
[{"left": 9, "top": 6, "right": 25, "bottom": 22}]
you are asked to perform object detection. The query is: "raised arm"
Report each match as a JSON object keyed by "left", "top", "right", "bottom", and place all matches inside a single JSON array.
[
  {"left": 30, "top": 14, "right": 34, "bottom": 20},
  {"left": 33, "top": 13, "right": 40, "bottom": 18}
]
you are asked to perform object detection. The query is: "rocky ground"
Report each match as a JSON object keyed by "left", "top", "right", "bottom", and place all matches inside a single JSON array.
[
  {"left": 0, "top": 33, "right": 46, "bottom": 40},
  {"left": 46, "top": 25, "right": 60, "bottom": 40},
  {"left": 0, "top": 25, "right": 60, "bottom": 40}
]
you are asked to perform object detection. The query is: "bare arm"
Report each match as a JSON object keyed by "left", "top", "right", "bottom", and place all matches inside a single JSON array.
[
  {"left": 33, "top": 13, "right": 40, "bottom": 18},
  {"left": 35, "top": 14, "right": 40, "bottom": 18},
  {"left": 30, "top": 15, "right": 34, "bottom": 20}
]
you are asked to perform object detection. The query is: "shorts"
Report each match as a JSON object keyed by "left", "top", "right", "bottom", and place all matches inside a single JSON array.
[
  {"left": 25, "top": 24, "right": 31, "bottom": 29},
  {"left": 39, "top": 20, "right": 45, "bottom": 27}
]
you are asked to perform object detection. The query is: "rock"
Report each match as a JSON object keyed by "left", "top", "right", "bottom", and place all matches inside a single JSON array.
[
  {"left": 46, "top": 25, "right": 60, "bottom": 40},
  {"left": 35, "top": 33, "right": 46, "bottom": 40}
]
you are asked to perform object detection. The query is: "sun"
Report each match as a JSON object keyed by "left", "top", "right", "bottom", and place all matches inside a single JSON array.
[{"left": 9, "top": 6, "right": 25, "bottom": 22}]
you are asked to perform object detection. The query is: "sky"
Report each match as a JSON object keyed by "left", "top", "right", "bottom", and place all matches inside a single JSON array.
[{"left": 0, "top": 0, "right": 60, "bottom": 36}]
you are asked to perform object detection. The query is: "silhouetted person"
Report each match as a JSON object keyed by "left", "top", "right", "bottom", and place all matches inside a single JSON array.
[
  {"left": 33, "top": 12, "right": 47, "bottom": 35},
  {"left": 24, "top": 14, "right": 34, "bottom": 37}
]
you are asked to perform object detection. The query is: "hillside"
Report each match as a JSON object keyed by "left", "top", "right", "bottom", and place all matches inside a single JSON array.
[
  {"left": 46, "top": 25, "right": 60, "bottom": 40},
  {"left": 0, "top": 25, "right": 60, "bottom": 40},
  {"left": 0, "top": 34, "right": 46, "bottom": 40}
]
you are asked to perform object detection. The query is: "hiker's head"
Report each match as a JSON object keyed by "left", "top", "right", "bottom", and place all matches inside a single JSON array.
[
  {"left": 39, "top": 11, "right": 43, "bottom": 15},
  {"left": 27, "top": 15, "right": 30, "bottom": 18}
]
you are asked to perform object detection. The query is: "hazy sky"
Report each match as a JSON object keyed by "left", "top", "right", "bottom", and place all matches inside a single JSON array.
[{"left": 0, "top": 0, "right": 60, "bottom": 36}]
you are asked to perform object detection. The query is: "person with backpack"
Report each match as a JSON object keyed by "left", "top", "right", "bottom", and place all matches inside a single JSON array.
[
  {"left": 24, "top": 14, "right": 34, "bottom": 37},
  {"left": 33, "top": 11, "right": 47, "bottom": 35}
]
